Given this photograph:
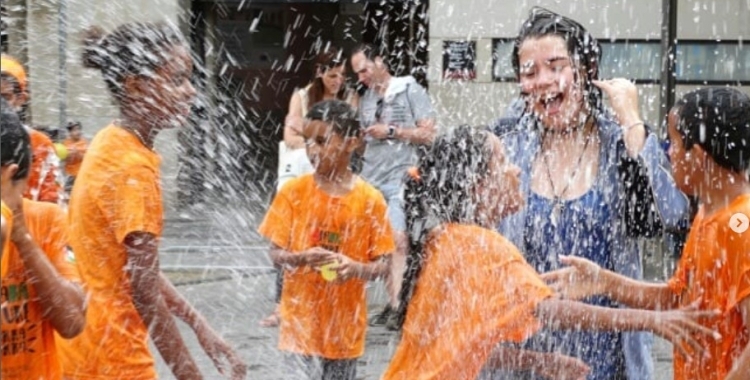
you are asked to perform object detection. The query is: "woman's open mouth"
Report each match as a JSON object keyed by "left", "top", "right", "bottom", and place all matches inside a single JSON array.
[{"left": 541, "top": 93, "right": 564, "bottom": 115}]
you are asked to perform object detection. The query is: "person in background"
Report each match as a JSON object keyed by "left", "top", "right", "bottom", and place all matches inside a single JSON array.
[
  {"left": 62, "top": 121, "right": 88, "bottom": 194},
  {"left": 350, "top": 43, "right": 436, "bottom": 329},
  {"left": 0, "top": 54, "right": 62, "bottom": 204}
]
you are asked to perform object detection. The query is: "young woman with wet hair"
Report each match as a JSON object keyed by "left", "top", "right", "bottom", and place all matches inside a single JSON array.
[
  {"left": 381, "top": 126, "right": 715, "bottom": 380},
  {"left": 491, "top": 7, "right": 691, "bottom": 379},
  {"left": 56, "top": 22, "right": 246, "bottom": 380}
]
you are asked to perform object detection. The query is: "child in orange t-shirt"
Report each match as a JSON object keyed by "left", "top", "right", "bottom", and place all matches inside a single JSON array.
[
  {"left": 545, "top": 87, "right": 750, "bottom": 380},
  {"left": 258, "top": 100, "right": 394, "bottom": 380},
  {"left": 56, "top": 22, "right": 246, "bottom": 380},
  {"left": 383, "top": 126, "right": 720, "bottom": 380},
  {"left": 1, "top": 99, "right": 86, "bottom": 380}
]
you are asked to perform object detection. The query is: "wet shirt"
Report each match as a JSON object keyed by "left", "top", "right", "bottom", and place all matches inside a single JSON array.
[
  {"left": 62, "top": 137, "right": 88, "bottom": 177},
  {"left": 668, "top": 194, "right": 750, "bottom": 380},
  {"left": 522, "top": 189, "right": 625, "bottom": 380},
  {"left": 258, "top": 174, "right": 395, "bottom": 359},
  {"left": 1, "top": 201, "right": 12, "bottom": 278},
  {"left": 382, "top": 224, "right": 553, "bottom": 380},
  {"left": 1, "top": 199, "right": 78, "bottom": 380},
  {"left": 57, "top": 125, "right": 162, "bottom": 380},
  {"left": 23, "top": 128, "right": 61, "bottom": 204},
  {"left": 358, "top": 76, "right": 434, "bottom": 189}
]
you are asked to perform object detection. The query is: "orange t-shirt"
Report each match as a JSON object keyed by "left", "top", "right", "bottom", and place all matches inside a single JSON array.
[
  {"left": 258, "top": 174, "right": 395, "bottom": 359},
  {"left": 62, "top": 137, "right": 88, "bottom": 177},
  {"left": 23, "top": 128, "right": 61, "bottom": 203},
  {"left": 1, "top": 201, "right": 12, "bottom": 278},
  {"left": 668, "top": 194, "right": 750, "bottom": 380},
  {"left": 382, "top": 224, "right": 553, "bottom": 380},
  {"left": 1, "top": 199, "right": 79, "bottom": 380},
  {"left": 57, "top": 125, "right": 163, "bottom": 380}
]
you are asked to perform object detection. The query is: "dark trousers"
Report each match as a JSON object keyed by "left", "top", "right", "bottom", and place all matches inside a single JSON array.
[{"left": 284, "top": 354, "right": 357, "bottom": 380}]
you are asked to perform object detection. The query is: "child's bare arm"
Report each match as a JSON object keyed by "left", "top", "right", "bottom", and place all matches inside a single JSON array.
[
  {"left": 159, "top": 273, "right": 247, "bottom": 379},
  {"left": 333, "top": 254, "right": 390, "bottom": 282},
  {"left": 11, "top": 212, "right": 86, "bottom": 339},
  {"left": 268, "top": 244, "right": 334, "bottom": 269},
  {"left": 726, "top": 297, "right": 750, "bottom": 380},
  {"left": 126, "top": 232, "right": 201, "bottom": 380},
  {"left": 486, "top": 345, "right": 590, "bottom": 380},
  {"left": 542, "top": 255, "right": 679, "bottom": 310},
  {"left": 535, "top": 298, "right": 718, "bottom": 358}
]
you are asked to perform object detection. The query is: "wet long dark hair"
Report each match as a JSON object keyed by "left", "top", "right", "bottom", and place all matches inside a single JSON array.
[
  {"left": 394, "top": 126, "right": 493, "bottom": 330},
  {"left": 307, "top": 47, "right": 349, "bottom": 110},
  {"left": 512, "top": 7, "right": 604, "bottom": 119},
  {"left": 673, "top": 87, "right": 750, "bottom": 176}
]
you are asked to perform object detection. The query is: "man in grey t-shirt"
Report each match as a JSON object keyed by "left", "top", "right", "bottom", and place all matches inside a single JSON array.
[{"left": 350, "top": 44, "right": 436, "bottom": 329}]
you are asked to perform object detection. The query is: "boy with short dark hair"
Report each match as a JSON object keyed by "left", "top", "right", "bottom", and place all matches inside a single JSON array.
[{"left": 259, "top": 99, "right": 394, "bottom": 380}]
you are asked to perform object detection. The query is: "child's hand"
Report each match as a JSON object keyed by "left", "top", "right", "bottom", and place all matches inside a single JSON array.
[
  {"left": 537, "top": 353, "right": 590, "bottom": 380},
  {"left": 540, "top": 255, "right": 603, "bottom": 300},
  {"left": 330, "top": 254, "right": 362, "bottom": 282},
  {"left": 301, "top": 247, "right": 338, "bottom": 268},
  {"left": 195, "top": 322, "right": 247, "bottom": 379},
  {"left": 646, "top": 300, "right": 721, "bottom": 359}
]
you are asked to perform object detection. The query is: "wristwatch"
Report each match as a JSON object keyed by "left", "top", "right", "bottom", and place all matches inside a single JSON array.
[{"left": 387, "top": 125, "right": 397, "bottom": 140}]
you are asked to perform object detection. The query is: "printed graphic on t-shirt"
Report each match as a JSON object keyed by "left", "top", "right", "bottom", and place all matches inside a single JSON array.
[
  {"left": 310, "top": 228, "right": 342, "bottom": 253},
  {"left": 1, "top": 280, "right": 35, "bottom": 357}
]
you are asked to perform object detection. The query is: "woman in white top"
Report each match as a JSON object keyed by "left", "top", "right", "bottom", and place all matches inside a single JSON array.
[
  {"left": 276, "top": 47, "right": 358, "bottom": 190},
  {"left": 261, "top": 46, "right": 358, "bottom": 327}
]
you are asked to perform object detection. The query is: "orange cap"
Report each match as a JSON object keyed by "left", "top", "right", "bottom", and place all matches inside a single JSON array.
[{"left": 0, "top": 55, "right": 28, "bottom": 93}]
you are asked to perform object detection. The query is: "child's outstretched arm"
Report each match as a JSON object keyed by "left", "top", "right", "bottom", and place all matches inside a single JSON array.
[
  {"left": 726, "top": 297, "right": 750, "bottom": 380},
  {"left": 542, "top": 255, "right": 679, "bottom": 310},
  {"left": 535, "top": 297, "right": 718, "bottom": 358},
  {"left": 159, "top": 273, "right": 247, "bottom": 380},
  {"left": 485, "top": 345, "right": 590, "bottom": 380}
]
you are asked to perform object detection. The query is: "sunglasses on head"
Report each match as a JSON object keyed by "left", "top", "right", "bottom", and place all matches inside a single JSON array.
[{"left": 375, "top": 99, "right": 384, "bottom": 122}]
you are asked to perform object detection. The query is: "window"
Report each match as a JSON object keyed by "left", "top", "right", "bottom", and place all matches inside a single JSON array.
[
  {"left": 599, "top": 41, "right": 662, "bottom": 82},
  {"left": 492, "top": 38, "right": 749, "bottom": 85},
  {"left": 675, "top": 41, "right": 749, "bottom": 83}
]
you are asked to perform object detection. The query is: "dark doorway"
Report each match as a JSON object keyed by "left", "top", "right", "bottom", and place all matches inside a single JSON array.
[{"left": 182, "top": 0, "right": 429, "bottom": 206}]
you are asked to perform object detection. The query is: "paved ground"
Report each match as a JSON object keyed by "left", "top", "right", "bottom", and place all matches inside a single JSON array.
[{"left": 152, "top": 207, "right": 677, "bottom": 379}]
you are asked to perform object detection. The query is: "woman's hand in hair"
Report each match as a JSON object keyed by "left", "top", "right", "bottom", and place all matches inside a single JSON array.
[
  {"left": 593, "top": 78, "right": 647, "bottom": 156},
  {"left": 593, "top": 78, "right": 641, "bottom": 127}
]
